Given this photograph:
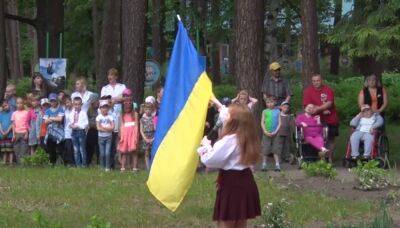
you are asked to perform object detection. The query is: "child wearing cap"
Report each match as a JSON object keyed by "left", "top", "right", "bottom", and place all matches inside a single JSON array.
[
  {"left": 44, "top": 93, "right": 65, "bottom": 165},
  {"left": 0, "top": 100, "right": 13, "bottom": 164},
  {"left": 261, "top": 98, "right": 282, "bottom": 171},
  {"left": 39, "top": 98, "right": 50, "bottom": 147},
  {"left": 278, "top": 101, "right": 294, "bottom": 163},
  {"left": 96, "top": 100, "right": 115, "bottom": 171},
  {"left": 118, "top": 96, "right": 139, "bottom": 172},
  {"left": 11, "top": 97, "right": 30, "bottom": 163},
  {"left": 140, "top": 102, "right": 155, "bottom": 170}
]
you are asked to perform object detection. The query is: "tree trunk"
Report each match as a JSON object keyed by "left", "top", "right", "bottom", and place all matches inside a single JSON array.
[
  {"left": 97, "top": 0, "right": 121, "bottom": 90},
  {"left": 0, "top": 0, "right": 9, "bottom": 96},
  {"left": 300, "top": 0, "right": 320, "bottom": 87},
  {"left": 5, "top": 0, "right": 23, "bottom": 80},
  {"left": 194, "top": 0, "right": 207, "bottom": 55},
  {"left": 92, "top": 0, "right": 101, "bottom": 78},
  {"left": 151, "top": 0, "right": 166, "bottom": 64},
  {"left": 264, "top": 0, "right": 280, "bottom": 63},
  {"left": 26, "top": 7, "right": 38, "bottom": 77},
  {"left": 329, "top": 0, "right": 341, "bottom": 75},
  {"left": 121, "top": 0, "right": 147, "bottom": 103},
  {"left": 36, "top": 0, "right": 64, "bottom": 58},
  {"left": 234, "top": 0, "right": 264, "bottom": 104},
  {"left": 353, "top": 56, "right": 383, "bottom": 79},
  {"left": 210, "top": 0, "right": 221, "bottom": 84}
]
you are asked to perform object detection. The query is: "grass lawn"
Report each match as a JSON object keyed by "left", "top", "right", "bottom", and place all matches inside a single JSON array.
[{"left": 0, "top": 167, "right": 377, "bottom": 227}]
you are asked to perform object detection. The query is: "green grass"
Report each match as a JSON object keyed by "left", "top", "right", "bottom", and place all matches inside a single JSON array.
[{"left": 0, "top": 167, "right": 377, "bottom": 227}]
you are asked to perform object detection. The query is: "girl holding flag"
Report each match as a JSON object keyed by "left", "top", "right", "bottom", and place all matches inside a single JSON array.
[{"left": 198, "top": 103, "right": 261, "bottom": 228}]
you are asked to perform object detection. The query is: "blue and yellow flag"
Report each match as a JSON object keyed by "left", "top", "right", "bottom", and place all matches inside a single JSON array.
[{"left": 146, "top": 20, "right": 212, "bottom": 211}]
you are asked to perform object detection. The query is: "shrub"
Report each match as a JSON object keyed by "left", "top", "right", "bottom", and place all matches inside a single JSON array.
[
  {"left": 22, "top": 147, "right": 50, "bottom": 167},
  {"left": 261, "top": 198, "right": 290, "bottom": 228},
  {"left": 213, "top": 84, "right": 236, "bottom": 100},
  {"left": 301, "top": 160, "right": 337, "bottom": 179},
  {"left": 351, "top": 160, "right": 390, "bottom": 190},
  {"left": 13, "top": 77, "right": 32, "bottom": 98}
]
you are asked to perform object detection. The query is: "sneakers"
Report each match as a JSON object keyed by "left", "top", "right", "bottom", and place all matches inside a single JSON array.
[
  {"left": 274, "top": 165, "right": 281, "bottom": 172},
  {"left": 105, "top": 168, "right": 111, "bottom": 172},
  {"left": 132, "top": 168, "right": 139, "bottom": 172},
  {"left": 120, "top": 167, "right": 126, "bottom": 172},
  {"left": 261, "top": 163, "right": 267, "bottom": 172}
]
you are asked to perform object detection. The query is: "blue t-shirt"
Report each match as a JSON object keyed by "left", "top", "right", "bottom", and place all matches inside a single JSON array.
[
  {"left": 0, "top": 110, "right": 13, "bottom": 139},
  {"left": 44, "top": 106, "right": 65, "bottom": 119}
]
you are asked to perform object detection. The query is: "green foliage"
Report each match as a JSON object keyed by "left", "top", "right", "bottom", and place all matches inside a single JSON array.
[
  {"left": 301, "top": 160, "right": 337, "bottom": 179},
  {"left": 327, "top": 0, "right": 400, "bottom": 60},
  {"left": 12, "top": 77, "right": 31, "bottom": 98},
  {"left": 261, "top": 198, "right": 291, "bottom": 228},
  {"left": 213, "top": 84, "right": 236, "bottom": 99},
  {"left": 86, "top": 215, "right": 111, "bottom": 228},
  {"left": 32, "top": 211, "right": 62, "bottom": 228},
  {"left": 22, "top": 147, "right": 50, "bottom": 167},
  {"left": 351, "top": 160, "right": 390, "bottom": 191}
]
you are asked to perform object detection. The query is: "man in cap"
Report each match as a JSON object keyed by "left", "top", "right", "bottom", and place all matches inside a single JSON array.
[{"left": 261, "top": 62, "right": 292, "bottom": 105}]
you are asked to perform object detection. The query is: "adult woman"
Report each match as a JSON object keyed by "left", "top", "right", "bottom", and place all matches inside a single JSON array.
[
  {"left": 198, "top": 104, "right": 261, "bottom": 228},
  {"left": 100, "top": 68, "right": 127, "bottom": 114},
  {"left": 71, "top": 78, "right": 94, "bottom": 112},
  {"left": 358, "top": 74, "right": 388, "bottom": 114},
  {"left": 31, "top": 73, "right": 48, "bottom": 98}
]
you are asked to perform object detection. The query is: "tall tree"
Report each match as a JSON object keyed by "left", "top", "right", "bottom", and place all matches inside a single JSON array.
[
  {"left": 264, "top": 0, "right": 280, "bottom": 63},
  {"left": 97, "top": 0, "right": 121, "bottom": 90},
  {"left": 210, "top": 0, "right": 221, "bottom": 84},
  {"left": 5, "top": 0, "right": 64, "bottom": 58},
  {"left": 121, "top": 0, "right": 147, "bottom": 103},
  {"left": 92, "top": 0, "right": 101, "bottom": 77},
  {"left": 0, "top": 0, "right": 8, "bottom": 96},
  {"left": 151, "top": 0, "right": 166, "bottom": 64},
  {"left": 300, "top": 0, "right": 320, "bottom": 86},
  {"left": 329, "top": 0, "right": 341, "bottom": 75},
  {"left": 5, "top": 0, "right": 23, "bottom": 80},
  {"left": 234, "top": 0, "right": 264, "bottom": 102}
]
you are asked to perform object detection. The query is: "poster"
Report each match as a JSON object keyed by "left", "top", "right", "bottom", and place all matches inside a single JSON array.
[
  {"left": 145, "top": 60, "right": 161, "bottom": 87},
  {"left": 39, "top": 58, "right": 67, "bottom": 92}
]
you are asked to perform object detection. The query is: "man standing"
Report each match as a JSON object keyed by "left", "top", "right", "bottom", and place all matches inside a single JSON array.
[
  {"left": 302, "top": 74, "right": 339, "bottom": 163},
  {"left": 261, "top": 62, "right": 292, "bottom": 105}
]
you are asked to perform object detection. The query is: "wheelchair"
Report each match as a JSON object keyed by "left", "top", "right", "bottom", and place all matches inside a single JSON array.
[
  {"left": 343, "top": 128, "right": 389, "bottom": 168},
  {"left": 294, "top": 124, "right": 329, "bottom": 168}
]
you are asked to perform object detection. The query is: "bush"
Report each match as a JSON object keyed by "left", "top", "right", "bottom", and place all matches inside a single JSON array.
[
  {"left": 13, "top": 77, "right": 32, "bottom": 98},
  {"left": 301, "top": 160, "right": 337, "bottom": 179},
  {"left": 351, "top": 160, "right": 390, "bottom": 190},
  {"left": 261, "top": 198, "right": 290, "bottom": 228},
  {"left": 22, "top": 147, "right": 50, "bottom": 167}
]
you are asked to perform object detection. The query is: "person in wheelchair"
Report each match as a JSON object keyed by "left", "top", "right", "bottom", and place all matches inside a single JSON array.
[
  {"left": 349, "top": 104, "right": 384, "bottom": 160},
  {"left": 295, "top": 104, "right": 329, "bottom": 159}
]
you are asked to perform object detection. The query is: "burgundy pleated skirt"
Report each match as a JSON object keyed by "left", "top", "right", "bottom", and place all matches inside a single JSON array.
[{"left": 213, "top": 168, "right": 261, "bottom": 221}]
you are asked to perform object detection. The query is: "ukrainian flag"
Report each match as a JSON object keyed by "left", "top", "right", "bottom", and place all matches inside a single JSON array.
[{"left": 147, "top": 19, "right": 212, "bottom": 211}]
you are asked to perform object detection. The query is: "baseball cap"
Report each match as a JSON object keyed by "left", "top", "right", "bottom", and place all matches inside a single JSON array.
[
  {"left": 48, "top": 93, "right": 58, "bottom": 101},
  {"left": 99, "top": 100, "right": 109, "bottom": 108},
  {"left": 40, "top": 98, "right": 50, "bottom": 106},
  {"left": 122, "top": 88, "right": 132, "bottom": 97},
  {"left": 145, "top": 96, "right": 156, "bottom": 104},
  {"left": 280, "top": 101, "right": 290, "bottom": 106},
  {"left": 269, "top": 62, "right": 281, "bottom": 71}
]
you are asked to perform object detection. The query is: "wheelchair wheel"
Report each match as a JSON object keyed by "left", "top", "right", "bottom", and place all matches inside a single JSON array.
[{"left": 377, "top": 135, "right": 389, "bottom": 168}]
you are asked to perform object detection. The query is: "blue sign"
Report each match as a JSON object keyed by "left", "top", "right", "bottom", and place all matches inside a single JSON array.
[{"left": 145, "top": 60, "right": 161, "bottom": 87}]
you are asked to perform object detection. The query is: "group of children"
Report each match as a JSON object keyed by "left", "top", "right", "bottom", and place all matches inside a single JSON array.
[{"left": 0, "top": 83, "right": 158, "bottom": 172}]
